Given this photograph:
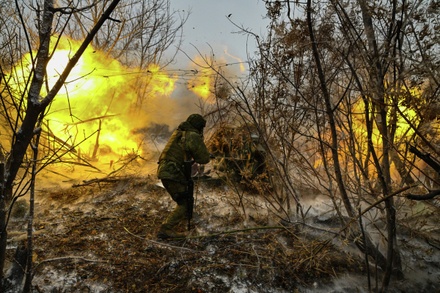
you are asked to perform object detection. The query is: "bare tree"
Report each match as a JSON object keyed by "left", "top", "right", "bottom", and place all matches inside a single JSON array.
[
  {"left": 0, "top": 1, "right": 123, "bottom": 290},
  {"left": 203, "top": 0, "right": 439, "bottom": 291},
  {"left": 0, "top": 0, "right": 185, "bottom": 290}
]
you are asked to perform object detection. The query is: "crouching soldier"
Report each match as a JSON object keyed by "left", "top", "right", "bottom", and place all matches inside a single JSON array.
[{"left": 157, "top": 114, "right": 211, "bottom": 239}]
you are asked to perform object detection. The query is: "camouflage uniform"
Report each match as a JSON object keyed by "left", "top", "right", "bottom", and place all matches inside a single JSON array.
[{"left": 157, "top": 114, "right": 210, "bottom": 238}]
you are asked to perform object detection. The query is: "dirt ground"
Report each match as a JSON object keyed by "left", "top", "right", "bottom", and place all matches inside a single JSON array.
[{"left": 6, "top": 174, "right": 440, "bottom": 292}]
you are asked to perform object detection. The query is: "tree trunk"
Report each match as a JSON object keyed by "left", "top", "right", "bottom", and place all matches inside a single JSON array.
[
  {"left": 0, "top": 163, "right": 6, "bottom": 286},
  {"left": 307, "top": 0, "right": 391, "bottom": 277},
  {"left": 357, "top": 0, "right": 403, "bottom": 289},
  {"left": 0, "top": 0, "right": 122, "bottom": 290}
]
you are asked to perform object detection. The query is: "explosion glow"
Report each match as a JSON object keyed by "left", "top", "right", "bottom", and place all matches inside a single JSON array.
[
  {"left": 6, "top": 37, "right": 254, "bottom": 176},
  {"left": 13, "top": 36, "right": 180, "bottom": 167},
  {"left": 186, "top": 53, "right": 244, "bottom": 103},
  {"left": 187, "top": 56, "right": 215, "bottom": 101}
]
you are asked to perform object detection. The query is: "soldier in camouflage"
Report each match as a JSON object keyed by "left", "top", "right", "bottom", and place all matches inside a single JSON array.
[{"left": 157, "top": 114, "right": 211, "bottom": 239}]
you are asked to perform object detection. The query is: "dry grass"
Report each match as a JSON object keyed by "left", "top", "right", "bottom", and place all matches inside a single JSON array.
[{"left": 8, "top": 176, "right": 364, "bottom": 292}]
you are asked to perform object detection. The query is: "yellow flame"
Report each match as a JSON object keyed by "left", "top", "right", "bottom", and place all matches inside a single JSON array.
[
  {"left": 12, "top": 36, "right": 179, "bottom": 166},
  {"left": 187, "top": 56, "right": 213, "bottom": 101},
  {"left": 186, "top": 51, "right": 245, "bottom": 102},
  {"left": 146, "top": 64, "right": 177, "bottom": 96},
  {"left": 335, "top": 88, "right": 420, "bottom": 182},
  {"left": 189, "top": 75, "right": 211, "bottom": 100}
]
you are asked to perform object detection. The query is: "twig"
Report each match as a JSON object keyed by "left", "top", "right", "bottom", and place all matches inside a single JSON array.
[
  {"left": 72, "top": 176, "right": 128, "bottom": 187},
  {"left": 123, "top": 227, "right": 198, "bottom": 253},
  {"left": 185, "top": 225, "right": 287, "bottom": 239},
  {"left": 340, "top": 184, "right": 415, "bottom": 234},
  {"left": 426, "top": 239, "right": 440, "bottom": 251},
  {"left": 33, "top": 256, "right": 108, "bottom": 276},
  {"left": 306, "top": 185, "right": 415, "bottom": 259},
  {"left": 406, "top": 189, "right": 440, "bottom": 200}
]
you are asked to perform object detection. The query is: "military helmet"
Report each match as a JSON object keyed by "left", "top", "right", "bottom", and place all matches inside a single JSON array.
[{"left": 187, "top": 114, "right": 206, "bottom": 131}]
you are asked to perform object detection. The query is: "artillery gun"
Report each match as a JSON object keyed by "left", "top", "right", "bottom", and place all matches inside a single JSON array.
[{"left": 202, "top": 126, "right": 268, "bottom": 189}]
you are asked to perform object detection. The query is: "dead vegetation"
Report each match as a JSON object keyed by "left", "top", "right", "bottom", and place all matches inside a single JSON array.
[{"left": 6, "top": 176, "right": 367, "bottom": 292}]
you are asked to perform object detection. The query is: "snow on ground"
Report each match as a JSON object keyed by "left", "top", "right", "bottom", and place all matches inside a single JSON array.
[{"left": 5, "top": 163, "right": 440, "bottom": 292}]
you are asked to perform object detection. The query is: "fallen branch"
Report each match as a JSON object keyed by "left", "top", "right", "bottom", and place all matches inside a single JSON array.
[
  {"left": 123, "top": 227, "right": 198, "bottom": 253},
  {"left": 72, "top": 176, "right": 128, "bottom": 187},
  {"left": 33, "top": 256, "right": 108, "bottom": 276},
  {"left": 185, "top": 225, "right": 287, "bottom": 239}
]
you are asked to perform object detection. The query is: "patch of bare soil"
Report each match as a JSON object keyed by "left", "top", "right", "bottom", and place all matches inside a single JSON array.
[{"left": 7, "top": 176, "right": 438, "bottom": 292}]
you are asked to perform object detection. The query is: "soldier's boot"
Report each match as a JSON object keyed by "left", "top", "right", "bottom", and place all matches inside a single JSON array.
[{"left": 157, "top": 204, "right": 188, "bottom": 239}]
